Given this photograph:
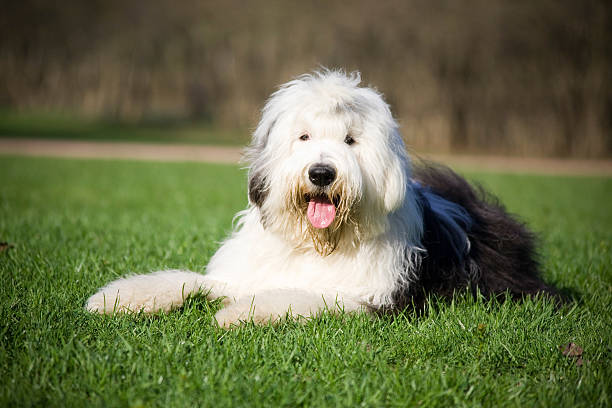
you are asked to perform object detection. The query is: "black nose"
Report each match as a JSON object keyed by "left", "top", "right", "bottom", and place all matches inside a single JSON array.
[{"left": 308, "top": 164, "right": 336, "bottom": 187}]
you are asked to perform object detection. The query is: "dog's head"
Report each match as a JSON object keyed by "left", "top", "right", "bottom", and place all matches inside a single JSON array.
[{"left": 245, "top": 70, "right": 417, "bottom": 255}]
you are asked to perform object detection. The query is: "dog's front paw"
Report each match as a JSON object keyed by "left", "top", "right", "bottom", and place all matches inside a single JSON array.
[
  {"left": 86, "top": 287, "right": 174, "bottom": 314},
  {"left": 213, "top": 305, "right": 249, "bottom": 328},
  {"left": 85, "top": 287, "right": 162, "bottom": 314},
  {"left": 214, "top": 303, "right": 281, "bottom": 329},
  {"left": 86, "top": 290, "right": 124, "bottom": 314}
]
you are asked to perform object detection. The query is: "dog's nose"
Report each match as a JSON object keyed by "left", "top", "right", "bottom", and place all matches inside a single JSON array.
[{"left": 308, "top": 164, "right": 336, "bottom": 187}]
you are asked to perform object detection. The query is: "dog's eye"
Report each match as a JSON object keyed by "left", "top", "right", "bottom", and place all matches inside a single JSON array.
[
  {"left": 344, "top": 135, "right": 355, "bottom": 145},
  {"left": 299, "top": 134, "right": 310, "bottom": 141}
]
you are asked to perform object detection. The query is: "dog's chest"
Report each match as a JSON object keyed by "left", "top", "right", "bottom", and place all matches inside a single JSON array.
[{"left": 211, "top": 237, "right": 398, "bottom": 306}]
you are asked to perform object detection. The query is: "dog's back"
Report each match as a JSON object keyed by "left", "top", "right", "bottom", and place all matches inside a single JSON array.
[{"left": 392, "top": 162, "right": 560, "bottom": 311}]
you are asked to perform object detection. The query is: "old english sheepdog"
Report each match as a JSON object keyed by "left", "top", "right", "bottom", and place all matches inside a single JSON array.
[{"left": 86, "top": 70, "right": 557, "bottom": 326}]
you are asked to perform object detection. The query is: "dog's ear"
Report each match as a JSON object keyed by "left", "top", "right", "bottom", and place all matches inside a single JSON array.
[
  {"left": 382, "top": 152, "right": 408, "bottom": 213},
  {"left": 354, "top": 86, "right": 410, "bottom": 213},
  {"left": 246, "top": 81, "right": 293, "bottom": 163},
  {"left": 246, "top": 100, "right": 279, "bottom": 208},
  {"left": 248, "top": 170, "right": 268, "bottom": 207},
  {"left": 249, "top": 118, "right": 276, "bottom": 156},
  {"left": 244, "top": 115, "right": 276, "bottom": 167}
]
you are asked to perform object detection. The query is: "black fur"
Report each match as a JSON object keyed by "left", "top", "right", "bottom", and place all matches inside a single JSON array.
[
  {"left": 248, "top": 172, "right": 268, "bottom": 207},
  {"left": 391, "top": 163, "right": 559, "bottom": 312}
]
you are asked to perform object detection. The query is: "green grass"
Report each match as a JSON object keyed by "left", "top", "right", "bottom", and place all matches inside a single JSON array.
[
  {"left": 1, "top": 156, "right": 610, "bottom": 407},
  {"left": 0, "top": 110, "right": 249, "bottom": 145}
]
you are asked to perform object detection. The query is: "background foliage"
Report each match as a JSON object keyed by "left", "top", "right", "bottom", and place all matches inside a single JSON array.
[{"left": 1, "top": 0, "right": 610, "bottom": 156}]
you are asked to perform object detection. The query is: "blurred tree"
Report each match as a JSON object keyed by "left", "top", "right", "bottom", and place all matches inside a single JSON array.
[{"left": 0, "top": 0, "right": 610, "bottom": 156}]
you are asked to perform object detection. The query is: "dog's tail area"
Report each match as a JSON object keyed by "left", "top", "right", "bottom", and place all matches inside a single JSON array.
[{"left": 86, "top": 270, "right": 225, "bottom": 314}]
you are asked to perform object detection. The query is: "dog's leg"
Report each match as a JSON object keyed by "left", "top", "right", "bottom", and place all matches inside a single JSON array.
[
  {"left": 213, "top": 289, "right": 368, "bottom": 328},
  {"left": 86, "top": 270, "right": 229, "bottom": 314}
]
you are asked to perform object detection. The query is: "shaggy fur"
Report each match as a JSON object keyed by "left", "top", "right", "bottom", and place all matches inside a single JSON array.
[
  {"left": 390, "top": 163, "right": 558, "bottom": 312},
  {"left": 86, "top": 70, "right": 557, "bottom": 327}
]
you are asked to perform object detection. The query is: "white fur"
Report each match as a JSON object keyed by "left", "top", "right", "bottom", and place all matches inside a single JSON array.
[{"left": 86, "top": 70, "right": 423, "bottom": 327}]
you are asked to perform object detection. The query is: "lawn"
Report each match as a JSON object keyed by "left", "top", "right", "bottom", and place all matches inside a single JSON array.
[
  {"left": 0, "top": 110, "right": 249, "bottom": 145},
  {"left": 1, "top": 156, "right": 610, "bottom": 407}
]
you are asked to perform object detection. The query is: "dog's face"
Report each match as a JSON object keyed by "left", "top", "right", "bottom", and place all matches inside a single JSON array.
[{"left": 246, "top": 71, "right": 412, "bottom": 255}]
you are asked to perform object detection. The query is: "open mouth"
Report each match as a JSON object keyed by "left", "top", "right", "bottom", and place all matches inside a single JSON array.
[{"left": 305, "top": 193, "right": 339, "bottom": 229}]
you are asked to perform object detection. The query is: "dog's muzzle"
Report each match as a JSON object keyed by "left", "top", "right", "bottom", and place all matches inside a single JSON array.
[
  {"left": 304, "top": 163, "right": 338, "bottom": 229},
  {"left": 308, "top": 164, "right": 336, "bottom": 187}
]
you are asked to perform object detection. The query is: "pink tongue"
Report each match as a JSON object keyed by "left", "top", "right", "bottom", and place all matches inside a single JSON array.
[{"left": 307, "top": 197, "right": 337, "bottom": 229}]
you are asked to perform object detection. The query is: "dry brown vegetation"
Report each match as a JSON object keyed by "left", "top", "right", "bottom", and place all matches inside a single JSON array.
[{"left": 1, "top": 0, "right": 610, "bottom": 157}]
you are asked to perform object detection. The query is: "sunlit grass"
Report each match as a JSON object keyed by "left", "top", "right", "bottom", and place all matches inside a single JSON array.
[{"left": 1, "top": 156, "right": 610, "bottom": 407}]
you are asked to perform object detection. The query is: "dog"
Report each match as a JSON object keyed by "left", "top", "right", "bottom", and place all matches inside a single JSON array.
[{"left": 86, "top": 70, "right": 557, "bottom": 327}]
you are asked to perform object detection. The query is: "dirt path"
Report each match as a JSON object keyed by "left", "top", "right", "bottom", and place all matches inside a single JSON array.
[
  {"left": 1, "top": 137, "right": 611, "bottom": 176},
  {"left": 0, "top": 138, "right": 242, "bottom": 164}
]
